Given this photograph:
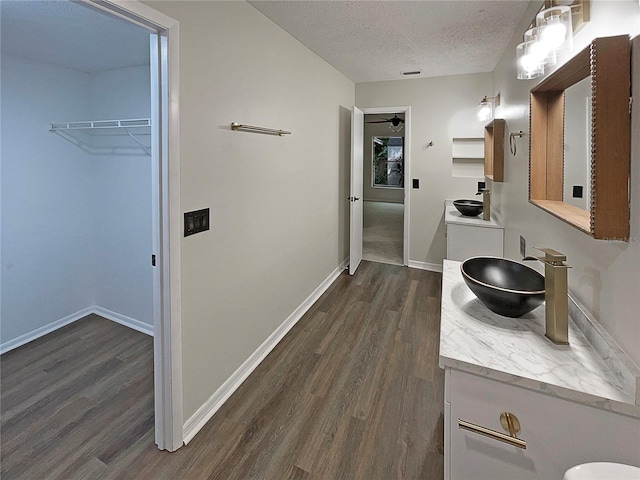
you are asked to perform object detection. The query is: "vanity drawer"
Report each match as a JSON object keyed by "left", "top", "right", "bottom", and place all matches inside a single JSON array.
[{"left": 446, "top": 369, "right": 640, "bottom": 480}]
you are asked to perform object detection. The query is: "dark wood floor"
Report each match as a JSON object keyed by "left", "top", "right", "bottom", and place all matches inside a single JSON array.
[{"left": 1, "top": 261, "right": 444, "bottom": 479}]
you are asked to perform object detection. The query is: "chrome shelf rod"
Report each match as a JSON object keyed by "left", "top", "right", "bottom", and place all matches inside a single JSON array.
[{"left": 231, "top": 122, "right": 291, "bottom": 136}]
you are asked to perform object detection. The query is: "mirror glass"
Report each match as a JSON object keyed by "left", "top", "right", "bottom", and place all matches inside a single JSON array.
[{"left": 563, "top": 76, "right": 591, "bottom": 211}]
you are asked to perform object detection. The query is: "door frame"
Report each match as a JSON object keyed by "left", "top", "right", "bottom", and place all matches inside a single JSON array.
[
  {"left": 359, "top": 106, "right": 411, "bottom": 266},
  {"left": 79, "top": 0, "right": 183, "bottom": 452}
]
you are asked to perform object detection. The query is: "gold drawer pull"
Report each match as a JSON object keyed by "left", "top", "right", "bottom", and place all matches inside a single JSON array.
[{"left": 458, "top": 413, "right": 527, "bottom": 450}]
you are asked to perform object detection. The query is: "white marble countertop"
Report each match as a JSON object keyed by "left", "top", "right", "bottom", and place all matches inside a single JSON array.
[
  {"left": 439, "top": 259, "right": 640, "bottom": 418},
  {"left": 444, "top": 200, "right": 503, "bottom": 229}
]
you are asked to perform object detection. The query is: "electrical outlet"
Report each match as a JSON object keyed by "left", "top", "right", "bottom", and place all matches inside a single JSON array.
[
  {"left": 520, "top": 235, "right": 526, "bottom": 258},
  {"left": 572, "top": 185, "right": 583, "bottom": 198}
]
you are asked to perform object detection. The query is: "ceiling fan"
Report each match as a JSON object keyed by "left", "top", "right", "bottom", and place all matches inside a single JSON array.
[{"left": 366, "top": 114, "right": 404, "bottom": 127}]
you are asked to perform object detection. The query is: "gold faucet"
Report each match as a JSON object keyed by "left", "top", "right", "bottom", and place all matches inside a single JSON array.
[
  {"left": 523, "top": 247, "right": 571, "bottom": 345},
  {"left": 476, "top": 188, "right": 491, "bottom": 220}
]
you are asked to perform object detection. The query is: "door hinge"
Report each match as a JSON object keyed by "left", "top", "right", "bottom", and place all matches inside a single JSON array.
[{"left": 151, "top": 254, "right": 156, "bottom": 267}]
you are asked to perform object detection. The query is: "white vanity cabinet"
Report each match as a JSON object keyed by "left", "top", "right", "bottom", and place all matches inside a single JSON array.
[
  {"left": 440, "top": 260, "right": 640, "bottom": 480},
  {"left": 444, "top": 203, "right": 504, "bottom": 261},
  {"left": 446, "top": 223, "right": 503, "bottom": 261},
  {"left": 444, "top": 368, "right": 640, "bottom": 480}
]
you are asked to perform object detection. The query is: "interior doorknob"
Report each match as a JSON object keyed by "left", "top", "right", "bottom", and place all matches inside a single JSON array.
[{"left": 347, "top": 196, "right": 360, "bottom": 202}]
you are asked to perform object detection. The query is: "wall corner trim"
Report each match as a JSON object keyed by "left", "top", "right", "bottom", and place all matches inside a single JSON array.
[
  {"left": 407, "top": 260, "right": 443, "bottom": 273},
  {"left": 182, "top": 257, "right": 350, "bottom": 444},
  {"left": 93, "top": 306, "right": 154, "bottom": 337},
  {"left": 0, "top": 307, "right": 94, "bottom": 355},
  {"left": 0, "top": 305, "right": 152, "bottom": 355}
]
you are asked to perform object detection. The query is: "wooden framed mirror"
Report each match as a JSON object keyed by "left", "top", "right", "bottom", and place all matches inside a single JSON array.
[{"left": 529, "top": 35, "right": 631, "bottom": 241}]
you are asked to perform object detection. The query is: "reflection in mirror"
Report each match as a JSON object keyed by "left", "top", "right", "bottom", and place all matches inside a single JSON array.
[{"left": 563, "top": 76, "right": 591, "bottom": 211}]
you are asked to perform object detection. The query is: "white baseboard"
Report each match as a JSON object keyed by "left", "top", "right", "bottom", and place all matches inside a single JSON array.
[
  {"left": 182, "top": 257, "right": 350, "bottom": 444},
  {"left": 0, "top": 305, "right": 153, "bottom": 355},
  {"left": 92, "top": 306, "right": 154, "bottom": 337},
  {"left": 0, "top": 306, "right": 94, "bottom": 354},
  {"left": 408, "top": 260, "right": 443, "bottom": 273}
]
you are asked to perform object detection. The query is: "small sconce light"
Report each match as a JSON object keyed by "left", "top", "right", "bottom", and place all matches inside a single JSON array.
[{"left": 477, "top": 94, "right": 500, "bottom": 122}]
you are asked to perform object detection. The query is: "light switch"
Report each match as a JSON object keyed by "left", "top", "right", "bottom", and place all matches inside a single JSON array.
[{"left": 184, "top": 208, "right": 210, "bottom": 237}]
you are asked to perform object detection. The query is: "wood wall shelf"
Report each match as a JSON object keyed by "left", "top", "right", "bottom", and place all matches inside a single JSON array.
[
  {"left": 484, "top": 119, "right": 505, "bottom": 182},
  {"left": 529, "top": 35, "right": 630, "bottom": 241}
]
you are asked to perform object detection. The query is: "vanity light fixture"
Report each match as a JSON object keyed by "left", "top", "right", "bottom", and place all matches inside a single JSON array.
[
  {"left": 477, "top": 94, "right": 500, "bottom": 122},
  {"left": 515, "top": 1, "right": 584, "bottom": 80},
  {"left": 516, "top": 19, "right": 567, "bottom": 79}
]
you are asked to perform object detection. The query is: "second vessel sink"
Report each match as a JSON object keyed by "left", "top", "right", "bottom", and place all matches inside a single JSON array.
[
  {"left": 453, "top": 199, "right": 483, "bottom": 217},
  {"left": 461, "top": 257, "right": 545, "bottom": 318}
]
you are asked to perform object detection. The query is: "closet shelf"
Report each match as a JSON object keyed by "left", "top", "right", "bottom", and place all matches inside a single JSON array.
[{"left": 50, "top": 118, "right": 152, "bottom": 156}]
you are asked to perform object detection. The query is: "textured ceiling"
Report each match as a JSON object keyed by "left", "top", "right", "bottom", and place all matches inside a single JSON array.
[
  {"left": 1, "top": 1, "right": 150, "bottom": 73},
  {"left": 249, "top": 0, "right": 531, "bottom": 83},
  {"left": 1, "top": 1, "right": 530, "bottom": 80}
]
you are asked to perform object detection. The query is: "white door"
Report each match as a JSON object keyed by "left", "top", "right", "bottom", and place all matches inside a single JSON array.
[{"left": 349, "top": 106, "right": 364, "bottom": 275}]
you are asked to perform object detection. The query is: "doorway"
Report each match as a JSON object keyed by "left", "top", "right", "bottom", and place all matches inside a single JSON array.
[
  {"left": 0, "top": 0, "right": 181, "bottom": 451},
  {"left": 362, "top": 116, "right": 405, "bottom": 265},
  {"left": 354, "top": 106, "right": 411, "bottom": 268}
]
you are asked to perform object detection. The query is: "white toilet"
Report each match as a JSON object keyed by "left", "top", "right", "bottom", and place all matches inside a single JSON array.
[{"left": 563, "top": 462, "right": 640, "bottom": 480}]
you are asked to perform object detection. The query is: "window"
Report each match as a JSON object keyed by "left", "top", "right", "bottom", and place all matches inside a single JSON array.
[{"left": 373, "top": 136, "right": 404, "bottom": 188}]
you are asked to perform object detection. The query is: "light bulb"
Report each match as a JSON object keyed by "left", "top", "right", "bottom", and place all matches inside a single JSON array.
[
  {"left": 520, "top": 55, "right": 538, "bottom": 74},
  {"left": 516, "top": 41, "right": 544, "bottom": 80},
  {"left": 541, "top": 21, "right": 567, "bottom": 49},
  {"left": 536, "top": 6, "right": 572, "bottom": 52},
  {"left": 528, "top": 40, "right": 551, "bottom": 64}
]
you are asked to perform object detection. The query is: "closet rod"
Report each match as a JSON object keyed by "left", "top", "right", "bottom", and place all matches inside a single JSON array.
[{"left": 231, "top": 122, "right": 291, "bottom": 136}]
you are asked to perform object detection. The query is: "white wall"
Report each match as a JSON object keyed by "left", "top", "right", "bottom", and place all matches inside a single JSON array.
[
  {"left": 141, "top": 1, "right": 355, "bottom": 421},
  {"left": 356, "top": 73, "right": 492, "bottom": 266},
  {"left": 1, "top": 54, "right": 95, "bottom": 343},
  {"left": 491, "top": 0, "right": 640, "bottom": 366},
  {"left": 89, "top": 66, "right": 153, "bottom": 326},
  {"left": 363, "top": 119, "right": 404, "bottom": 203},
  {"left": 0, "top": 55, "right": 153, "bottom": 348}
]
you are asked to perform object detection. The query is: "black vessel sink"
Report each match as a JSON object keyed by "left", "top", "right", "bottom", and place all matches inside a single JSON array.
[
  {"left": 453, "top": 199, "right": 483, "bottom": 217},
  {"left": 461, "top": 257, "right": 545, "bottom": 318}
]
